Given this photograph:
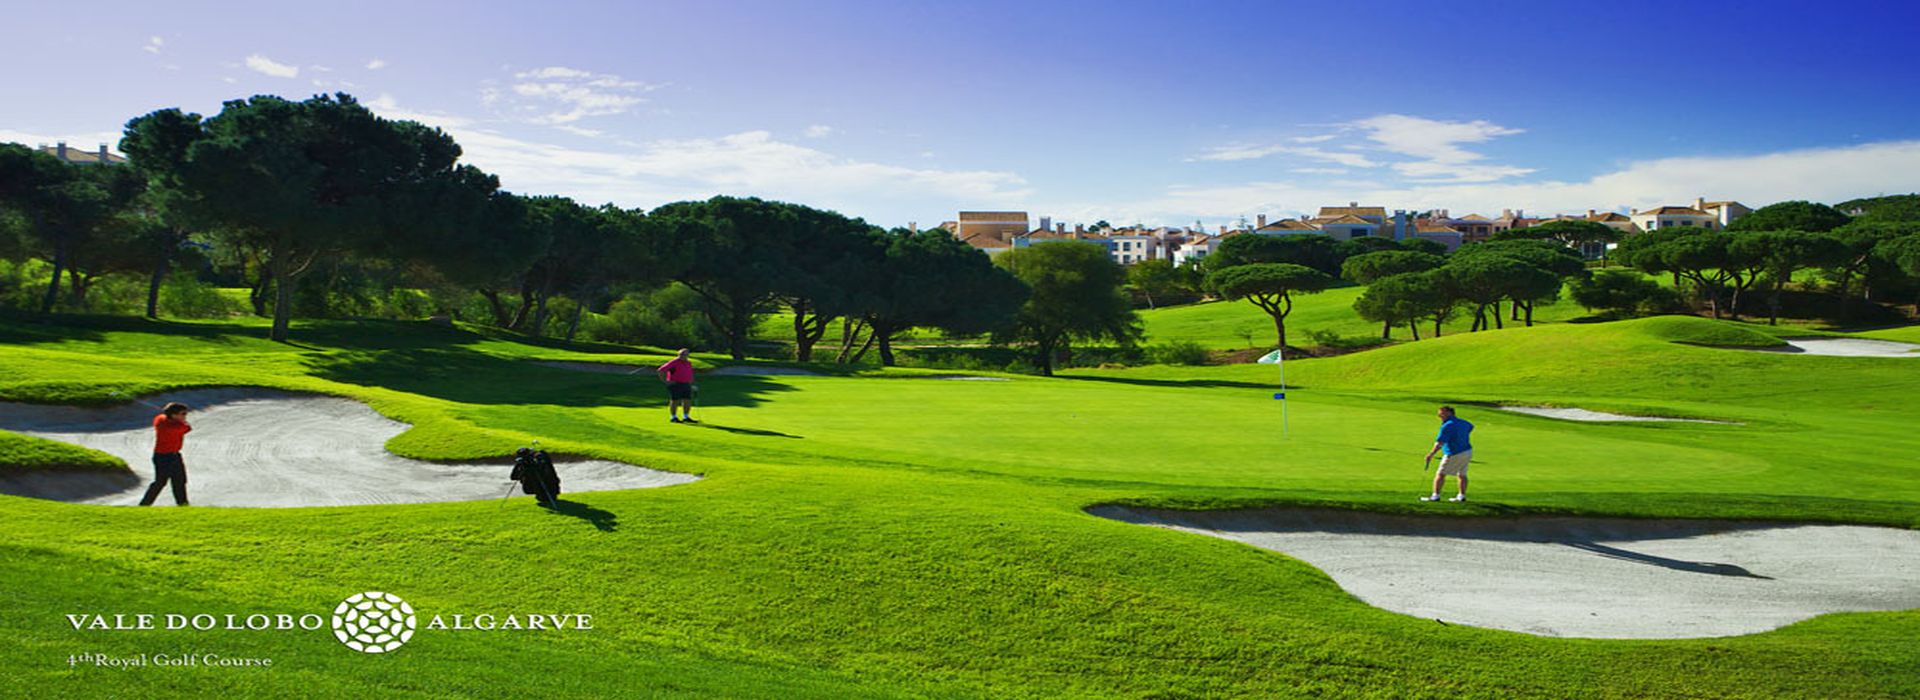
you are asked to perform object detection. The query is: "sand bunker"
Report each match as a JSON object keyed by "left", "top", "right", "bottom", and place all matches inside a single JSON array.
[
  {"left": 1497, "top": 406, "right": 1735, "bottom": 424},
  {"left": 1091, "top": 505, "right": 1920, "bottom": 639},
  {"left": 1746, "top": 338, "right": 1920, "bottom": 357},
  {"left": 0, "top": 388, "right": 698, "bottom": 508}
]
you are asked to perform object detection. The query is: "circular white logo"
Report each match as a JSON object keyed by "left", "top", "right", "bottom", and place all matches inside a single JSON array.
[{"left": 331, "top": 592, "right": 416, "bottom": 653}]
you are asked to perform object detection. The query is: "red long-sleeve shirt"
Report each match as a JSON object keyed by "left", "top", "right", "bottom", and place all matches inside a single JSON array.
[{"left": 153, "top": 414, "right": 192, "bottom": 454}]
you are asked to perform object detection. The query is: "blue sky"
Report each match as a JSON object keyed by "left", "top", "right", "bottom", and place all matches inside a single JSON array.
[{"left": 5, "top": 0, "right": 1919, "bottom": 228}]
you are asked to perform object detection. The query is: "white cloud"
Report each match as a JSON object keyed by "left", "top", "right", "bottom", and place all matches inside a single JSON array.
[
  {"left": 1291, "top": 134, "right": 1338, "bottom": 143},
  {"left": 244, "top": 54, "right": 300, "bottom": 78},
  {"left": 1194, "top": 144, "right": 1378, "bottom": 168},
  {"left": 143, "top": 36, "right": 163, "bottom": 54},
  {"left": 358, "top": 97, "right": 1029, "bottom": 221},
  {"left": 1350, "top": 114, "right": 1531, "bottom": 182},
  {"left": 804, "top": 124, "right": 833, "bottom": 139},
  {"left": 1082, "top": 140, "right": 1920, "bottom": 225},
  {"left": 366, "top": 58, "right": 387, "bottom": 70},
  {"left": 502, "top": 66, "right": 659, "bottom": 124},
  {"left": 554, "top": 124, "right": 603, "bottom": 138},
  {"left": 1291, "top": 167, "right": 1350, "bottom": 175}
]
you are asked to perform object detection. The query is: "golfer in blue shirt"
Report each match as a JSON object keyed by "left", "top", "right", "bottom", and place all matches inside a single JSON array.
[{"left": 1422, "top": 406, "right": 1473, "bottom": 502}]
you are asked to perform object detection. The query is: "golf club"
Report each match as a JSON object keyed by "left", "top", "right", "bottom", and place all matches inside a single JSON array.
[
  {"left": 108, "top": 391, "right": 165, "bottom": 411},
  {"left": 501, "top": 440, "right": 543, "bottom": 508}
]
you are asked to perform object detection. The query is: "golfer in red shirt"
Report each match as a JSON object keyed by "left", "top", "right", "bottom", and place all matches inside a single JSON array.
[
  {"left": 656, "top": 349, "right": 697, "bottom": 424},
  {"left": 140, "top": 402, "right": 193, "bottom": 506}
]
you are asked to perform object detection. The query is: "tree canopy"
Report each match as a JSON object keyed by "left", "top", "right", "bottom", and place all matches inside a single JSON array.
[
  {"left": 1727, "top": 200, "right": 1850, "bottom": 233},
  {"left": 993, "top": 241, "right": 1139, "bottom": 376},
  {"left": 122, "top": 94, "right": 500, "bottom": 340},
  {"left": 1207, "top": 263, "right": 1336, "bottom": 348}
]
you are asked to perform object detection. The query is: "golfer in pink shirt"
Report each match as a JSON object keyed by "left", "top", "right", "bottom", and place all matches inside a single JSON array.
[{"left": 656, "top": 348, "right": 697, "bottom": 424}]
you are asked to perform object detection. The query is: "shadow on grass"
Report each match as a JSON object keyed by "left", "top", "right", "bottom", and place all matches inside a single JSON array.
[
  {"left": 545, "top": 499, "right": 619, "bottom": 532},
  {"left": 1056, "top": 374, "right": 1297, "bottom": 391},
  {"left": 687, "top": 423, "right": 802, "bottom": 439},
  {"left": 306, "top": 347, "right": 800, "bottom": 409},
  {"left": 0, "top": 311, "right": 248, "bottom": 347}
]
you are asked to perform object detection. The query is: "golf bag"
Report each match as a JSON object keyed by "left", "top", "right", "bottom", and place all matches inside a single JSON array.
[{"left": 510, "top": 448, "right": 562, "bottom": 504}]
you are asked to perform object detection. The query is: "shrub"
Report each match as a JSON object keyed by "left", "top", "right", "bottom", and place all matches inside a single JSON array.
[
  {"left": 158, "top": 274, "right": 248, "bottom": 318},
  {"left": 1573, "top": 271, "right": 1681, "bottom": 317},
  {"left": 584, "top": 284, "right": 727, "bottom": 351},
  {"left": 1145, "top": 341, "right": 1211, "bottom": 365}
]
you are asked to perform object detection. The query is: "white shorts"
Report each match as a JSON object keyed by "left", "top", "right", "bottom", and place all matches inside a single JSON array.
[{"left": 1437, "top": 450, "right": 1471, "bottom": 476}]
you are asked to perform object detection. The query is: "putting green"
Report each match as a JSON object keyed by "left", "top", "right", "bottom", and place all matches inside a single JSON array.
[{"left": 2, "top": 313, "right": 1917, "bottom": 698}]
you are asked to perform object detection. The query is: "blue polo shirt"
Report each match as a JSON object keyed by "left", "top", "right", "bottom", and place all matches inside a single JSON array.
[{"left": 1436, "top": 417, "right": 1473, "bottom": 455}]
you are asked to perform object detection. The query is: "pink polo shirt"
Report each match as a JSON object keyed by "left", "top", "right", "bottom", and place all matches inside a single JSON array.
[{"left": 658, "top": 358, "right": 694, "bottom": 384}]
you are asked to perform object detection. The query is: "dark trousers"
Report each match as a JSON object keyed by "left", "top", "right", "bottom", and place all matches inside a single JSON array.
[{"left": 140, "top": 453, "right": 188, "bottom": 506}]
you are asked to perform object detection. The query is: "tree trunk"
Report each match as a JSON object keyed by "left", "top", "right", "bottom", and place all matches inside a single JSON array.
[
  {"left": 68, "top": 267, "right": 91, "bottom": 308},
  {"left": 1511, "top": 300, "right": 1521, "bottom": 321},
  {"left": 877, "top": 331, "right": 897, "bottom": 366},
  {"left": 848, "top": 331, "right": 877, "bottom": 364},
  {"left": 1524, "top": 300, "right": 1535, "bottom": 326},
  {"left": 790, "top": 300, "right": 831, "bottom": 363},
  {"left": 40, "top": 242, "right": 67, "bottom": 313},
  {"left": 1273, "top": 314, "right": 1288, "bottom": 350},
  {"left": 1410, "top": 321, "right": 1421, "bottom": 340},
  {"left": 530, "top": 293, "right": 551, "bottom": 338},
  {"left": 565, "top": 299, "right": 586, "bottom": 342},
  {"left": 146, "top": 256, "right": 169, "bottom": 319},
  {"left": 509, "top": 277, "right": 536, "bottom": 330},
  {"left": 835, "top": 317, "right": 870, "bottom": 364},
  {"left": 1381, "top": 319, "right": 1391, "bottom": 340},
  {"left": 269, "top": 253, "right": 294, "bottom": 342},
  {"left": 479, "top": 289, "right": 512, "bottom": 328},
  {"left": 727, "top": 299, "right": 751, "bottom": 361},
  {"left": 1434, "top": 316, "right": 1443, "bottom": 338},
  {"left": 1769, "top": 279, "right": 1784, "bottom": 326},
  {"left": 249, "top": 267, "right": 272, "bottom": 317},
  {"left": 1035, "top": 336, "right": 1057, "bottom": 377}
]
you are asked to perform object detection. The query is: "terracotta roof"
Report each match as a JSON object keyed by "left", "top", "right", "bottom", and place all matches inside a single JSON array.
[
  {"left": 1257, "top": 219, "right": 1319, "bottom": 231},
  {"left": 1636, "top": 206, "right": 1711, "bottom": 216},
  {"left": 1454, "top": 214, "right": 1491, "bottom": 222},
  {"left": 961, "top": 232, "right": 1008, "bottom": 249},
  {"left": 1319, "top": 214, "right": 1375, "bottom": 225},
  {"left": 1585, "top": 212, "right": 1632, "bottom": 222},
  {"left": 957, "top": 211, "right": 1027, "bottom": 222},
  {"left": 1317, "top": 205, "right": 1387, "bottom": 218},
  {"left": 1416, "top": 224, "right": 1462, "bottom": 234},
  {"left": 1700, "top": 201, "right": 1745, "bottom": 210}
]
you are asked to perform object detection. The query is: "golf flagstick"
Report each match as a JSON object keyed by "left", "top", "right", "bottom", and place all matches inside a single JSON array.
[
  {"left": 1278, "top": 346, "right": 1288, "bottom": 438},
  {"left": 1257, "top": 348, "right": 1288, "bottom": 438}
]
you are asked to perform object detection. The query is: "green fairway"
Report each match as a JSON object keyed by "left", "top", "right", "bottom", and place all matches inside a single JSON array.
[{"left": 3, "top": 313, "right": 1919, "bottom": 698}]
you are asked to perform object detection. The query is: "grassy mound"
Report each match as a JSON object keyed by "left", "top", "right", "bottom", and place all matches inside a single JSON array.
[{"left": 0, "top": 430, "right": 128, "bottom": 473}]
